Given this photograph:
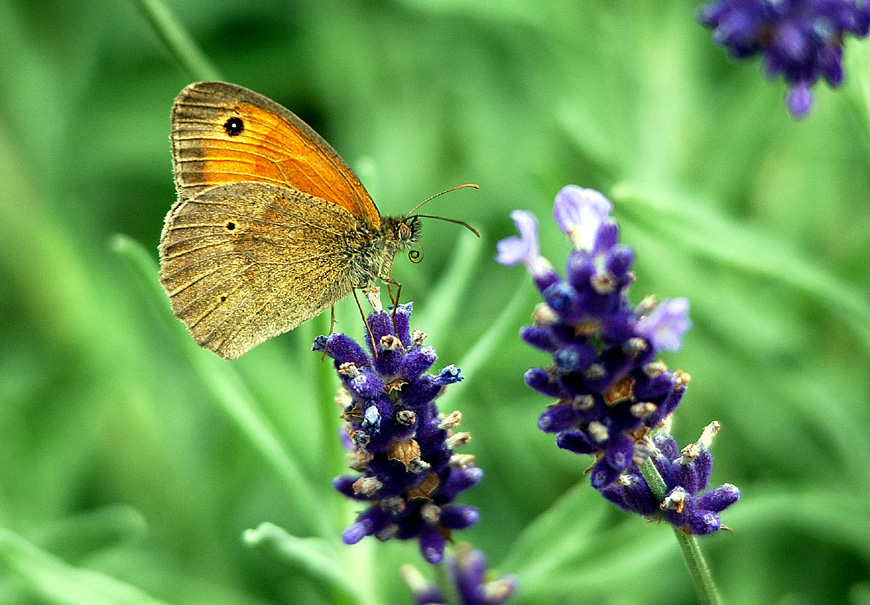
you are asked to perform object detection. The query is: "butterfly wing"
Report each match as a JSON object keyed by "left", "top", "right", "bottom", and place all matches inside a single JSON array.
[
  {"left": 159, "top": 181, "right": 365, "bottom": 359},
  {"left": 171, "top": 81, "right": 381, "bottom": 230}
]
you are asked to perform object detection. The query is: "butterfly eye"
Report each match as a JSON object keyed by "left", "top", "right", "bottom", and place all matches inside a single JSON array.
[
  {"left": 223, "top": 117, "right": 244, "bottom": 136},
  {"left": 397, "top": 222, "right": 412, "bottom": 240}
]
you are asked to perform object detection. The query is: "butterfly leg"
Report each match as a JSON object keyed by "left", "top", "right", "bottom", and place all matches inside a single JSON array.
[
  {"left": 319, "top": 306, "right": 338, "bottom": 362},
  {"left": 352, "top": 288, "right": 379, "bottom": 358},
  {"left": 379, "top": 276, "right": 403, "bottom": 334}
]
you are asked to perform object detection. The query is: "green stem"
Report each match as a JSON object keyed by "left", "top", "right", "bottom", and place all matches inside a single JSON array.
[
  {"left": 244, "top": 523, "right": 361, "bottom": 605},
  {"left": 111, "top": 235, "right": 332, "bottom": 539},
  {"left": 639, "top": 456, "right": 722, "bottom": 605},
  {"left": 131, "top": 0, "right": 221, "bottom": 81},
  {"left": 437, "top": 279, "right": 536, "bottom": 411},
  {"left": 0, "top": 527, "right": 169, "bottom": 605},
  {"left": 672, "top": 529, "right": 722, "bottom": 605},
  {"left": 432, "top": 556, "right": 459, "bottom": 604}
]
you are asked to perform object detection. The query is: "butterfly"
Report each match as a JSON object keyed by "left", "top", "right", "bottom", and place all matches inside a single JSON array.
[{"left": 159, "top": 81, "right": 475, "bottom": 359}]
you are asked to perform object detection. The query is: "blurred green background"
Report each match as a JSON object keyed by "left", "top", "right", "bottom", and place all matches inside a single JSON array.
[{"left": 2, "top": 0, "right": 870, "bottom": 603}]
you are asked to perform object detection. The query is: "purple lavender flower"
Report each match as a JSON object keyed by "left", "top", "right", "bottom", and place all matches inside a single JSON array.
[
  {"left": 314, "top": 303, "right": 481, "bottom": 564},
  {"left": 600, "top": 424, "right": 740, "bottom": 535},
  {"left": 498, "top": 185, "right": 738, "bottom": 535},
  {"left": 402, "top": 544, "right": 517, "bottom": 605},
  {"left": 498, "top": 186, "right": 690, "bottom": 487},
  {"left": 697, "top": 0, "right": 870, "bottom": 117}
]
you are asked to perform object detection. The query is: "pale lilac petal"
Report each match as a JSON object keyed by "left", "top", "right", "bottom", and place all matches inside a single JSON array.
[
  {"left": 495, "top": 236, "right": 528, "bottom": 266},
  {"left": 553, "top": 185, "right": 612, "bottom": 251},
  {"left": 635, "top": 297, "right": 691, "bottom": 352},
  {"left": 496, "top": 210, "right": 551, "bottom": 276},
  {"left": 495, "top": 210, "right": 538, "bottom": 265}
]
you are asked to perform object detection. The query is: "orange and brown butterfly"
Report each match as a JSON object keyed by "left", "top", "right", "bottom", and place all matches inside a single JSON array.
[{"left": 159, "top": 81, "right": 474, "bottom": 359}]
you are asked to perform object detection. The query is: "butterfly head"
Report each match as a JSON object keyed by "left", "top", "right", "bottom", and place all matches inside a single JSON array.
[{"left": 396, "top": 215, "right": 422, "bottom": 246}]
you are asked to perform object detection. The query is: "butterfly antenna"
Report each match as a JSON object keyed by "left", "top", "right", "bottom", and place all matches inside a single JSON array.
[
  {"left": 406, "top": 183, "right": 481, "bottom": 237},
  {"left": 415, "top": 214, "right": 480, "bottom": 237},
  {"left": 405, "top": 183, "right": 479, "bottom": 217}
]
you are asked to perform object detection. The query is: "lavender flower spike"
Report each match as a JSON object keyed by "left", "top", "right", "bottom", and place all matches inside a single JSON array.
[
  {"left": 600, "top": 423, "right": 740, "bottom": 535},
  {"left": 401, "top": 544, "right": 517, "bottom": 605},
  {"left": 501, "top": 185, "right": 738, "bottom": 536},
  {"left": 314, "top": 302, "right": 481, "bottom": 564},
  {"left": 698, "top": 0, "right": 870, "bottom": 118}
]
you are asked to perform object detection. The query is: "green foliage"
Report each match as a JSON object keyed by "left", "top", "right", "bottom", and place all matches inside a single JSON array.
[{"left": 1, "top": 0, "right": 869, "bottom": 602}]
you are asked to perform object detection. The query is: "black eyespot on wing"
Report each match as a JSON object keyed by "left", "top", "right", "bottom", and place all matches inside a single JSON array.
[
  {"left": 226, "top": 221, "right": 236, "bottom": 231},
  {"left": 224, "top": 117, "right": 244, "bottom": 136}
]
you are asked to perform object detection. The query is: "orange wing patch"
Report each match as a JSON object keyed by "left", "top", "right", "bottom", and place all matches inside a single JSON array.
[{"left": 171, "top": 82, "right": 381, "bottom": 229}]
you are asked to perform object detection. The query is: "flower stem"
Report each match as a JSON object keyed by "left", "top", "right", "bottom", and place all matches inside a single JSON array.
[
  {"left": 244, "top": 523, "right": 361, "bottom": 605},
  {"left": 639, "top": 455, "right": 722, "bottom": 605},
  {"left": 111, "top": 235, "right": 331, "bottom": 538},
  {"left": 638, "top": 455, "right": 668, "bottom": 501},
  {"left": 432, "top": 555, "right": 459, "bottom": 604},
  {"left": 672, "top": 529, "right": 722, "bottom": 605}
]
